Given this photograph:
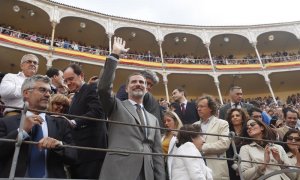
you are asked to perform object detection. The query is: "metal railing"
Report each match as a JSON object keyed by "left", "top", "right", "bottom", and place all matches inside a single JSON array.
[{"left": 1, "top": 104, "right": 300, "bottom": 179}]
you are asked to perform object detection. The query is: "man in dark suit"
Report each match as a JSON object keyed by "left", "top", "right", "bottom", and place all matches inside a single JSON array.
[
  {"left": 219, "top": 86, "right": 253, "bottom": 120},
  {"left": 46, "top": 67, "right": 66, "bottom": 94},
  {"left": 0, "top": 75, "right": 77, "bottom": 178},
  {"left": 98, "top": 37, "right": 165, "bottom": 180},
  {"left": 63, "top": 64, "right": 107, "bottom": 179},
  {"left": 171, "top": 87, "right": 199, "bottom": 124}
]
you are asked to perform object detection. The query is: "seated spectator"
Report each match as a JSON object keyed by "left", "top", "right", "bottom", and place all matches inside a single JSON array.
[
  {"left": 226, "top": 108, "right": 248, "bottom": 180},
  {"left": 277, "top": 108, "right": 299, "bottom": 140},
  {"left": 171, "top": 124, "right": 213, "bottom": 180},
  {"left": 282, "top": 129, "right": 300, "bottom": 179},
  {"left": 161, "top": 111, "right": 183, "bottom": 179},
  {"left": 240, "top": 119, "right": 291, "bottom": 180},
  {"left": 48, "top": 94, "right": 70, "bottom": 114}
]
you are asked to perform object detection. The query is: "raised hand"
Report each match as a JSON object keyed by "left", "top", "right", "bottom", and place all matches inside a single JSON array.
[{"left": 112, "top": 37, "right": 130, "bottom": 56}]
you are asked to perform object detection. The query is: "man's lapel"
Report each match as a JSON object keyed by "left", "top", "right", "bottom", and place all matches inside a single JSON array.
[
  {"left": 45, "top": 115, "right": 56, "bottom": 138},
  {"left": 123, "top": 100, "right": 141, "bottom": 125},
  {"left": 205, "top": 116, "right": 217, "bottom": 140}
]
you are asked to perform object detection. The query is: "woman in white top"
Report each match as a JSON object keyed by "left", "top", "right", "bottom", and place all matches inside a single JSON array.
[
  {"left": 171, "top": 124, "right": 213, "bottom": 180},
  {"left": 240, "top": 119, "right": 291, "bottom": 180}
]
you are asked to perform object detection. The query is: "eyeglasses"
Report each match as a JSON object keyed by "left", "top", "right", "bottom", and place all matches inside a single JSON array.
[
  {"left": 28, "top": 87, "right": 53, "bottom": 94},
  {"left": 287, "top": 136, "right": 300, "bottom": 142},
  {"left": 23, "top": 60, "right": 39, "bottom": 65},
  {"left": 247, "top": 122, "right": 257, "bottom": 127}
]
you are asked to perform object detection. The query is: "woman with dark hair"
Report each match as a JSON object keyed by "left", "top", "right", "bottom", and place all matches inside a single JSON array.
[
  {"left": 240, "top": 119, "right": 291, "bottom": 180},
  {"left": 283, "top": 129, "right": 300, "bottom": 166},
  {"left": 226, "top": 108, "right": 248, "bottom": 180},
  {"left": 171, "top": 124, "right": 212, "bottom": 180}
]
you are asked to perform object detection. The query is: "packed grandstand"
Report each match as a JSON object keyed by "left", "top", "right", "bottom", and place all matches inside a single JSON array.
[{"left": 0, "top": 0, "right": 300, "bottom": 180}]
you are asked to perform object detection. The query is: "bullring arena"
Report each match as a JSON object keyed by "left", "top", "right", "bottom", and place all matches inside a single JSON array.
[{"left": 0, "top": 0, "right": 300, "bottom": 180}]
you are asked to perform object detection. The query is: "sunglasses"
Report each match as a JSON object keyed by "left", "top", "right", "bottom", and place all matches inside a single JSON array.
[
  {"left": 287, "top": 136, "right": 300, "bottom": 142},
  {"left": 247, "top": 122, "right": 257, "bottom": 127}
]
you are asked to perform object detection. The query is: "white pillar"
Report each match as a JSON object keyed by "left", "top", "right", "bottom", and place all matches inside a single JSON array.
[
  {"left": 252, "top": 42, "right": 278, "bottom": 106},
  {"left": 205, "top": 43, "right": 223, "bottom": 105},
  {"left": 50, "top": 21, "right": 57, "bottom": 51},
  {"left": 107, "top": 33, "right": 113, "bottom": 54},
  {"left": 162, "top": 72, "right": 169, "bottom": 102},
  {"left": 46, "top": 57, "right": 53, "bottom": 70},
  {"left": 158, "top": 40, "right": 169, "bottom": 102}
]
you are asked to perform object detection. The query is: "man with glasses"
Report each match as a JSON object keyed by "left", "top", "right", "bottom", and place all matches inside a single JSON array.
[
  {"left": 0, "top": 54, "right": 39, "bottom": 116},
  {"left": 0, "top": 75, "right": 77, "bottom": 178},
  {"left": 193, "top": 95, "right": 230, "bottom": 180}
]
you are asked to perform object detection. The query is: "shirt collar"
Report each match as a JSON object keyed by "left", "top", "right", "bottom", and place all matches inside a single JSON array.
[
  {"left": 26, "top": 111, "right": 46, "bottom": 122},
  {"left": 18, "top": 72, "right": 26, "bottom": 78},
  {"left": 200, "top": 115, "right": 214, "bottom": 124},
  {"left": 128, "top": 99, "right": 144, "bottom": 109}
]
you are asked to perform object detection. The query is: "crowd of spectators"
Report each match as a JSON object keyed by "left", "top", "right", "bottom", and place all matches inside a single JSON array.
[
  {"left": 1, "top": 24, "right": 300, "bottom": 66},
  {"left": 1, "top": 50, "right": 300, "bottom": 179}
]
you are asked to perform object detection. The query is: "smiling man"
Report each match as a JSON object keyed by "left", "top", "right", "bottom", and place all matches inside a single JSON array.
[
  {"left": 63, "top": 64, "right": 107, "bottom": 179},
  {"left": 277, "top": 108, "right": 299, "bottom": 140},
  {"left": 98, "top": 37, "right": 165, "bottom": 180},
  {"left": 0, "top": 54, "right": 39, "bottom": 116}
]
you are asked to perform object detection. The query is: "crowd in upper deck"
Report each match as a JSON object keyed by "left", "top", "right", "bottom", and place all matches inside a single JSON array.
[
  {"left": 0, "top": 34, "right": 300, "bottom": 180},
  {"left": 1, "top": 24, "right": 300, "bottom": 66}
]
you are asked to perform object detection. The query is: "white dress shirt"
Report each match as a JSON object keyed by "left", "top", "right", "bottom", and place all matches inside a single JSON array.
[{"left": 0, "top": 72, "right": 26, "bottom": 113}]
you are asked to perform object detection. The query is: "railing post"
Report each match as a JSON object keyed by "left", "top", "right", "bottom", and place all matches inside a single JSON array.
[
  {"left": 9, "top": 102, "right": 28, "bottom": 179},
  {"left": 229, "top": 131, "right": 244, "bottom": 180}
]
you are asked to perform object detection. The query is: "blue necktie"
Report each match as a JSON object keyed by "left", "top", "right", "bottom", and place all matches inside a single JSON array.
[{"left": 28, "top": 124, "right": 46, "bottom": 177}]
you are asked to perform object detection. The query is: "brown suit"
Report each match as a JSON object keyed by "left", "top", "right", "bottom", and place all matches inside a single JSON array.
[{"left": 276, "top": 126, "right": 290, "bottom": 140}]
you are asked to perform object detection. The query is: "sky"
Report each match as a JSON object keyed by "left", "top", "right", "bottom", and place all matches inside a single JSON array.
[{"left": 54, "top": 0, "right": 300, "bottom": 26}]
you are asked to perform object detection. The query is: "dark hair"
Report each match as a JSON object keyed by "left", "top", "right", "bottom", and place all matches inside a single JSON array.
[
  {"left": 282, "top": 129, "right": 300, "bottom": 153},
  {"left": 283, "top": 108, "right": 299, "bottom": 119},
  {"left": 248, "top": 107, "right": 262, "bottom": 117},
  {"left": 64, "top": 64, "right": 82, "bottom": 76},
  {"left": 176, "top": 124, "right": 201, "bottom": 148},
  {"left": 245, "top": 119, "right": 277, "bottom": 146},
  {"left": 230, "top": 86, "right": 242, "bottom": 92},
  {"left": 196, "top": 95, "right": 217, "bottom": 116},
  {"left": 46, "top": 68, "right": 60, "bottom": 78},
  {"left": 226, "top": 108, "right": 249, "bottom": 136},
  {"left": 126, "top": 72, "right": 145, "bottom": 86},
  {"left": 173, "top": 87, "right": 186, "bottom": 97}
]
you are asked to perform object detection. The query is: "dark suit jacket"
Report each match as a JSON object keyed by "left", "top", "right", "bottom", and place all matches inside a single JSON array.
[
  {"left": 219, "top": 102, "right": 254, "bottom": 120},
  {"left": 174, "top": 101, "right": 199, "bottom": 124},
  {"left": 68, "top": 83, "right": 107, "bottom": 164},
  {"left": 0, "top": 115, "right": 77, "bottom": 178},
  {"left": 98, "top": 56, "right": 166, "bottom": 180}
]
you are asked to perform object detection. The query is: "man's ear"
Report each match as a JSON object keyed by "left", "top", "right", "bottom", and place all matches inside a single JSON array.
[
  {"left": 23, "top": 90, "right": 29, "bottom": 100},
  {"left": 125, "top": 85, "right": 128, "bottom": 93},
  {"left": 80, "top": 72, "right": 84, "bottom": 81}
]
